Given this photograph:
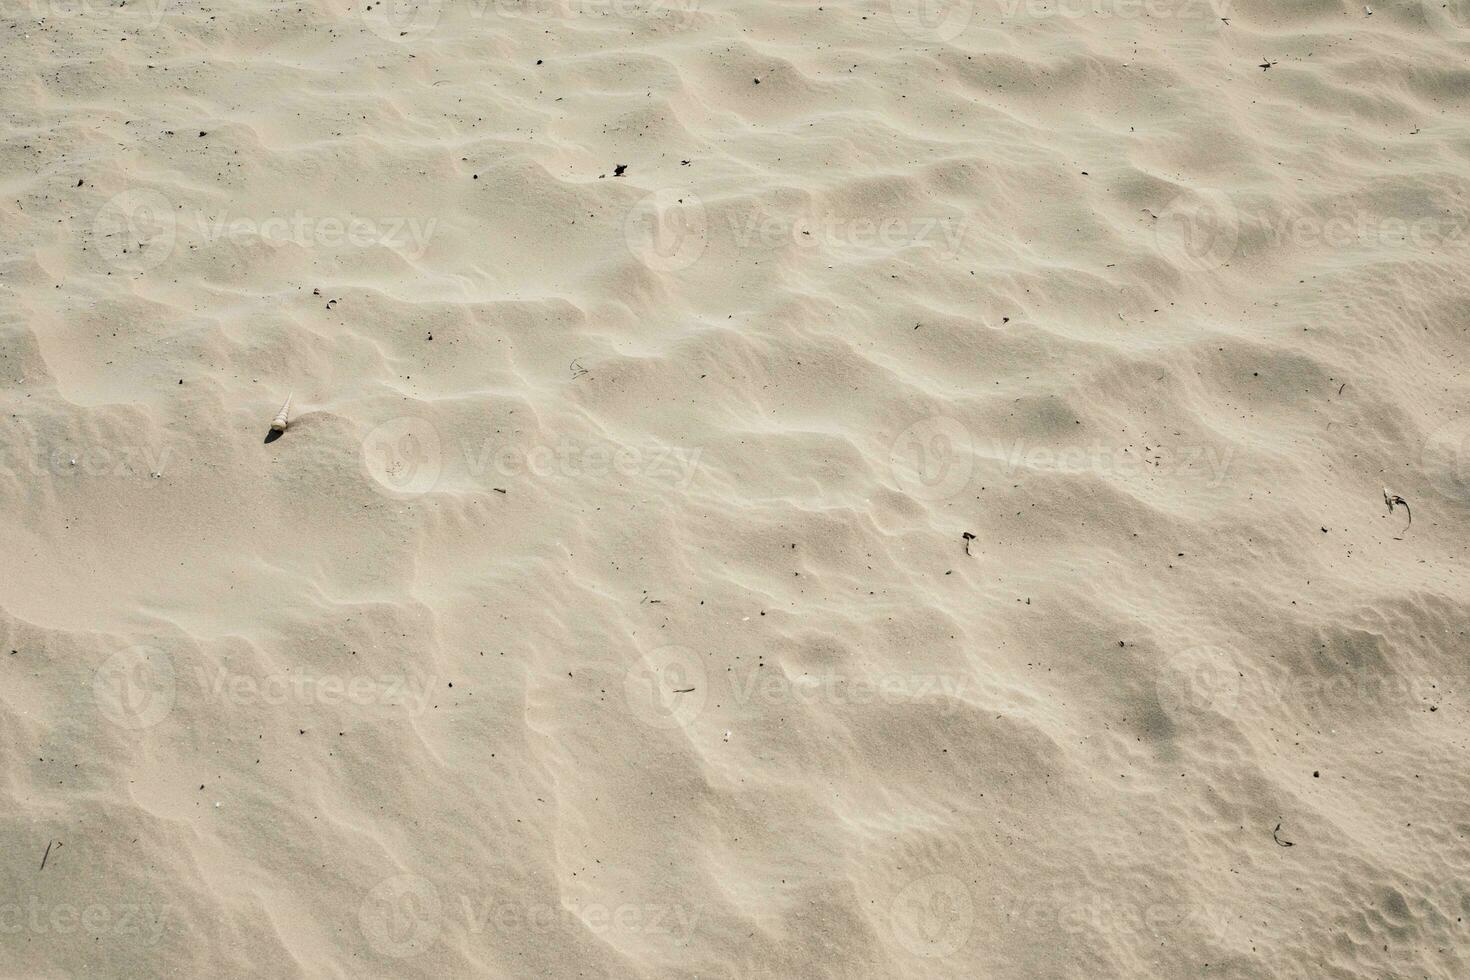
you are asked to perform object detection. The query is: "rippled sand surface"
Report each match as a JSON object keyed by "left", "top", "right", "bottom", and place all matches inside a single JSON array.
[{"left": 3, "top": 0, "right": 1469, "bottom": 975}]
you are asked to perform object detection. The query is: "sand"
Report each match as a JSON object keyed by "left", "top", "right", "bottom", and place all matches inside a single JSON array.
[{"left": 2, "top": 0, "right": 1468, "bottom": 975}]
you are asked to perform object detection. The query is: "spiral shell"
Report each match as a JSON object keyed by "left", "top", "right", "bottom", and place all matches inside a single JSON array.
[{"left": 271, "top": 394, "right": 292, "bottom": 432}]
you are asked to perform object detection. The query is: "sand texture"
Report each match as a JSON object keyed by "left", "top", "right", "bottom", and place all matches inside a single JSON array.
[{"left": 2, "top": 0, "right": 1469, "bottom": 976}]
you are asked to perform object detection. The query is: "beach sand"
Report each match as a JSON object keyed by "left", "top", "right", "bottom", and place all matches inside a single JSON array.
[{"left": 2, "top": 0, "right": 1468, "bottom": 975}]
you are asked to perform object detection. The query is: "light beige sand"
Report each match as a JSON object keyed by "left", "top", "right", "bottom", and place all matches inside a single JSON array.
[{"left": 3, "top": 0, "right": 1469, "bottom": 975}]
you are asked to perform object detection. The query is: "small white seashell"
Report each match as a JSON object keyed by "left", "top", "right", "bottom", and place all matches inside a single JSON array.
[{"left": 271, "top": 394, "right": 292, "bottom": 432}]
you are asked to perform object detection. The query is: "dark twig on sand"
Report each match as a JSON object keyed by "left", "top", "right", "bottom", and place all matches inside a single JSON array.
[
  {"left": 1383, "top": 488, "right": 1411, "bottom": 537},
  {"left": 1272, "top": 823, "right": 1294, "bottom": 847}
]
